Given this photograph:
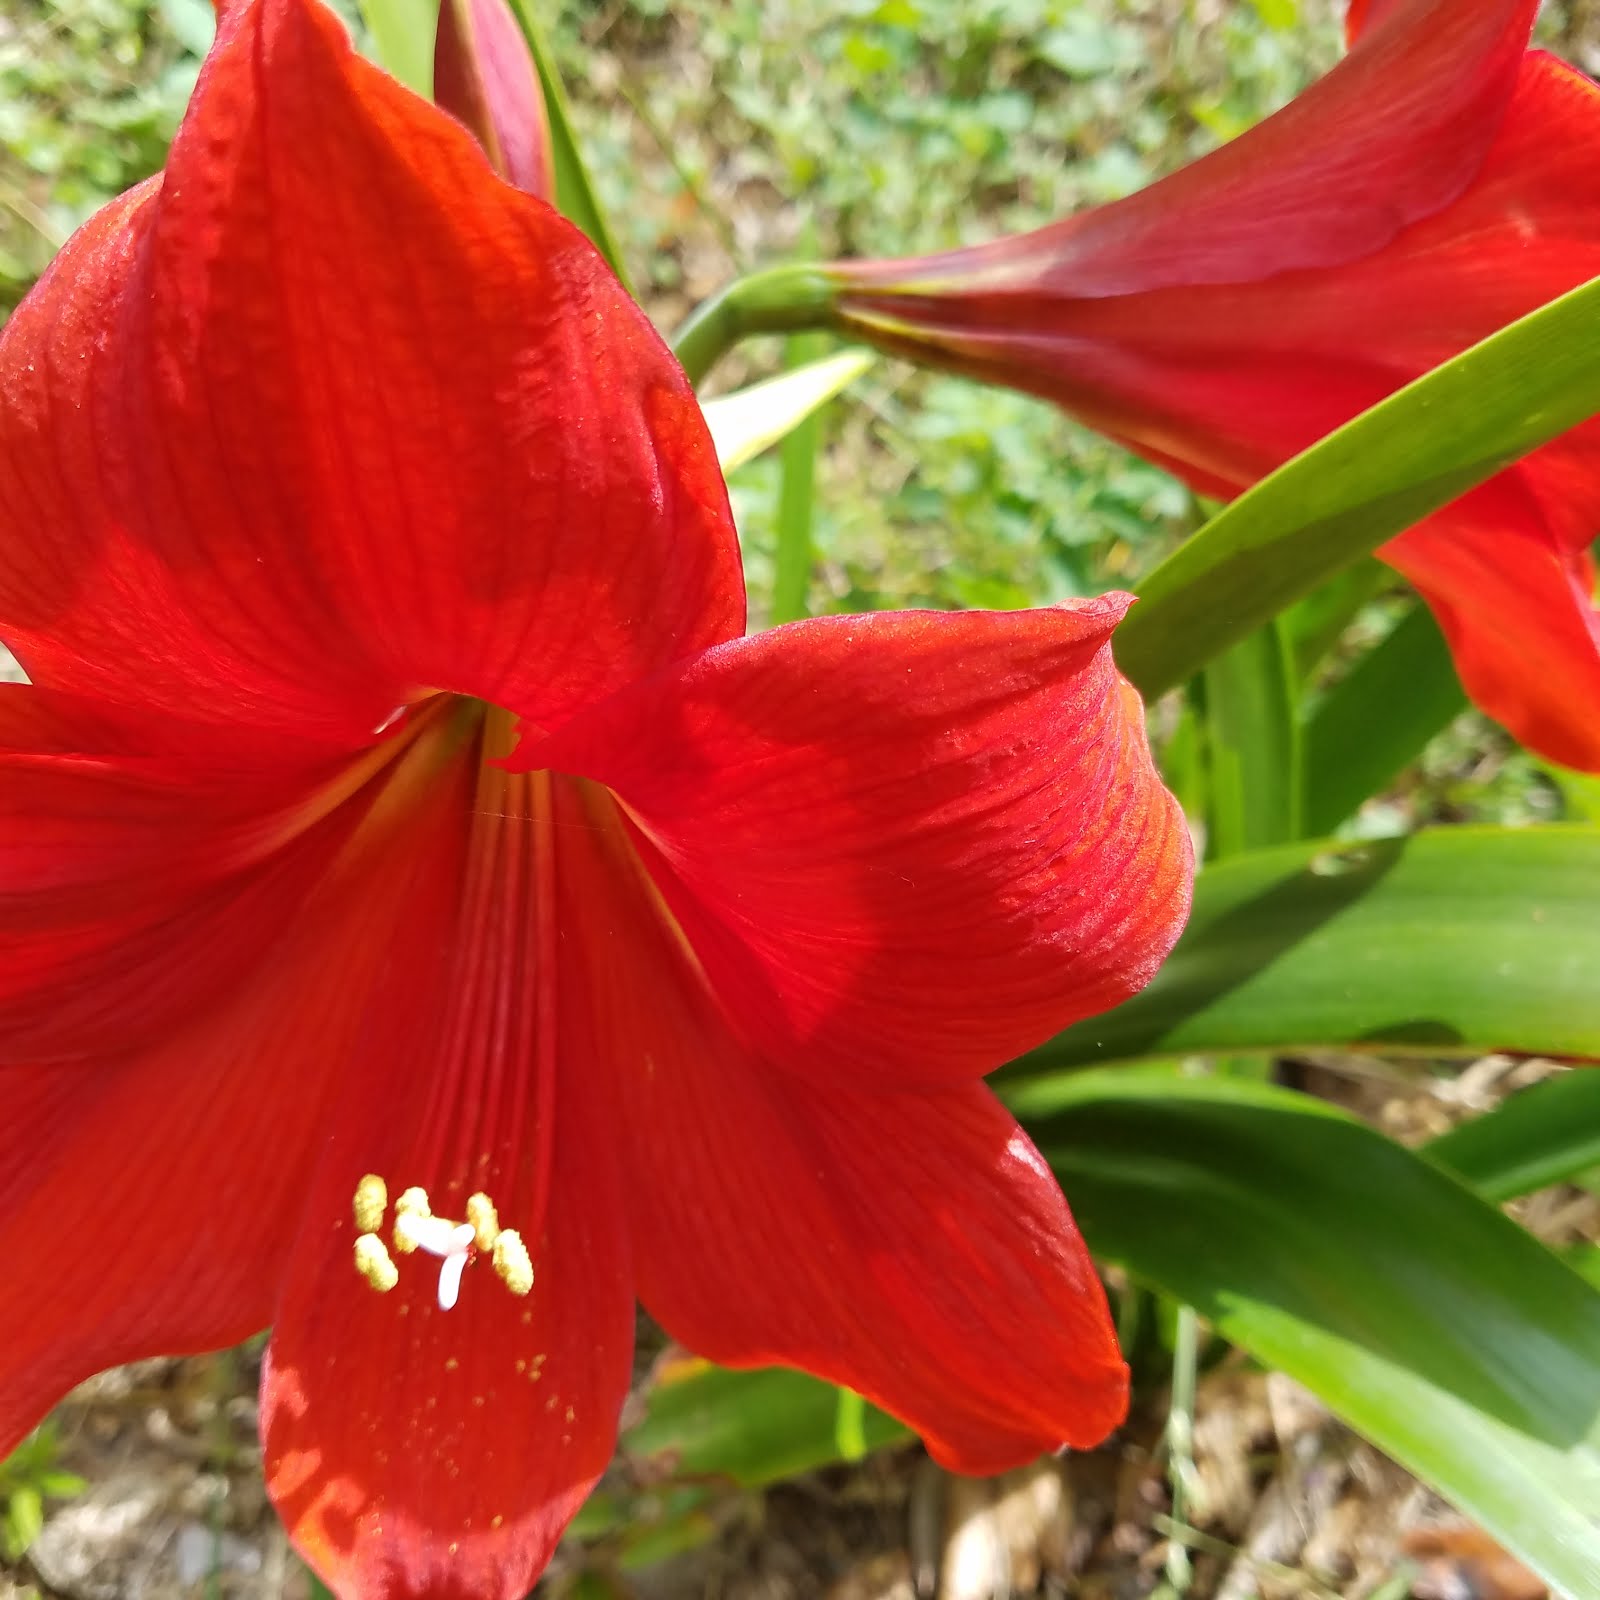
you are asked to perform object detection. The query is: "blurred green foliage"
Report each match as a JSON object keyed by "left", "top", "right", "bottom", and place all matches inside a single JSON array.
[
  {"left": 0, "top": 0, "right": 194, "bottom": 309},
  {"left": 0, "top": 1425, "right": 85, "bottom": 1561}
]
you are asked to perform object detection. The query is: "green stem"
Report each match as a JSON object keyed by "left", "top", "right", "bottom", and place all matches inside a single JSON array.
[
  {"left": 672, "top": 265, "right": 841, "bottom": 385},
  {"left": 772, "top": 331, "right": 828, "bottom": 623},
  {"left": 834, "top": 1387, "right": 868, "bottom": 1462}
]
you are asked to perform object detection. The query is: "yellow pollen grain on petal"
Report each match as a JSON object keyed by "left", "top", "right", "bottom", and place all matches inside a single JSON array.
[
  {"left": 393, "top": 1186, "right": 431, "bottom": 1254},
  {"left": 466, "top": 1192, "right": 499, "bottom": 1253},
  {"left": 354, "top": 1233, "right": 399, "bottom": 1293},
  {"left": 492, "top": 1229, "right": 534, "bottom": 1297},
  {"left": 353, "top": 1174, "right": 388, "bottom": 1234}
]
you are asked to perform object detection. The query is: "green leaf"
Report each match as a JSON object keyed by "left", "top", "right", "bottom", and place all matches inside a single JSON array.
[
  {"left": 1110, "top": 273, "right": 1600, "bottom": 699},
  {"left": 1017, "top": 826, "right": 1600, "bottom": 1070},
  {"left": 1425, "top": 1072, "right": 1600, "bottom": 1202},
  {"left": 699, "top": 349, "right": 872, "bottom": 476},
  {"left": 620, "top": 1360, "right": 907, "bottom": 1487},
  {"left": 1302, "top": 605, "right": 1467, "bottom": 835},
  {"left": 4, "top": 1484, "right": 43, "bottom": 1559},
  {"left": 1202, "top": 618, "right": 1301, "bottom": 856},
  {"left": 354, "top": 0, "right": 436, "bottom": 94},
  {"left": 1284, "top": 556, "right": 1389, "bottom": 681},
  {"left": 1570, "top": 1245, "right": 1600, "bottom": 1291},
  {"left": 1025, "top": 1069, "right": 1600, "bottom": 1599},
  {"left": 502, "top": 0, "right": 630, "bottom": 285}
]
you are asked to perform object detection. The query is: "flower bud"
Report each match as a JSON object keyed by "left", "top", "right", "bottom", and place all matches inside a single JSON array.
[{"left": 434, "top": 0, "right": 555, "bottom": 201}]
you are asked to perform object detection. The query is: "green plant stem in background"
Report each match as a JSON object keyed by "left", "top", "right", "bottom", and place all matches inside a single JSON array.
[
  {"left": 833, "top": 1387, "right": 869, "bottom": 1462},
  {"left": 772, "top": 331, "right": 828, "bottom": 623},
  {"left": 671, "top": 265, "right": 842, "bottom": 383},
  {"left": 1202, "top": 618, "right": 1302, "bottom": 855}
]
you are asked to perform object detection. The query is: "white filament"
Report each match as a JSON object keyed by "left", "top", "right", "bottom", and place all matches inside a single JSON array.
[
  {"left": 436, "top": 1250, "right": 471, "bottom": 1312},
  {"left": 392, "top": 1212, "right": 477, "bottom": 1310},
  {"left": 395, "top": 1212, "right": 475, "bottom": 1259}
]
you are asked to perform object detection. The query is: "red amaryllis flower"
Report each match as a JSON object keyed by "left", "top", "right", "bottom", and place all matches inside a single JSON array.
[
  {"left": 0, "top": 2, "right": 1192, "bottom": 1595},
  {"left": 829, "top": 0, "right": 1600, "bottom": 773}
]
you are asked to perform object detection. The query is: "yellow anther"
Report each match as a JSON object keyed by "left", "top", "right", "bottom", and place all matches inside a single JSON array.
[
  {"left": 492, "top": 1230, "right": 534, "bottom": 1297},
  {"left": 466, "top": 1192, "right": 499, "bottom": 1253},
  {"left": 393, "top": 1186, "right": 431, "bottom": 1254},
  {"left": 354, "top": 1233, "right": 399, "bottom": 1293},
  {"left": 353, "top": 1174, "right": 388, "bottom": 1234}
]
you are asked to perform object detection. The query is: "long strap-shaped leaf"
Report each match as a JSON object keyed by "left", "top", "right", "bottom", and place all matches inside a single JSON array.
[
  {"left": 1301, "top": 603, "right": 1467, "bottom": 836},
  {"left": 1426, "top": 1070, "right": 1600, "bottom": 1202},
  {"left": 1017, "top": 825, "right": 1600, "bottom": 1070},
  {"left": 1023, "top": 1069, "right": 1600, "bottom": 1600},
  {"left": 1111, "top": 273, "right": 1600, "bottom": 697}
]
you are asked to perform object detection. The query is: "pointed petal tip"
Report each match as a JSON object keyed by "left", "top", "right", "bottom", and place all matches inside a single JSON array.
[{"left": 1, "top": 0, "right": 741, "bottom": 732}]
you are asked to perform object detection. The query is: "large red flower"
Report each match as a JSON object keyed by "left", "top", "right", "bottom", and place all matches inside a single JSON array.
[
  {"left": 829, "top": 0, "right": 1600, "bottom": 772},
  {"left": 0, "top": 2, "right": 1192, "bottom": 1595}
]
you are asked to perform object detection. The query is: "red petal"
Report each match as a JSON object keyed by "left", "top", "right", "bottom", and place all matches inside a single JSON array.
[
  {"left": 526, "top": 602, "right": 1193, "bottom": 1086},
  {"left": 1384, "top": 472, "right": 1600, "bottom": 771},
  {"left": 0, "top": 686, "right": 419, "bottom": 1061},
  {"left": 260, "top": 751, "right": 633, "bottom": 1600},
  {"left": 0, "top": 748, "right": 444, "bottom": 1459},
  {"left": 547, "top": 794, "right": 1127, "bottom": 1465},
  {"left": 0, "top": 0, "right": 740, "bottom": 741},
  {"left": 840, "top": 0, "right": 1535, "bottom": 300}
]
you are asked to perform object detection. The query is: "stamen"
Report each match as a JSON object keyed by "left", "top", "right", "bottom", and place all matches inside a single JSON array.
[
  {"left": 351, "top": 1180, "right": 530, "bottom": 1309},
  {"left": 466, "top": 1192, "right": 499, "bottom": 1253},
  {"left": 354, "top": 1233, "right": 399, "bottom": 1293},
  {"left": 491, "top": 1230, "right": 534, "bottom": 1297},
  {"left": 392, "top": 1186, "right": 433, "bottom": 1255},
  {"left": 353, "top": 1174, "right": 388, "bottom": 1234}
]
